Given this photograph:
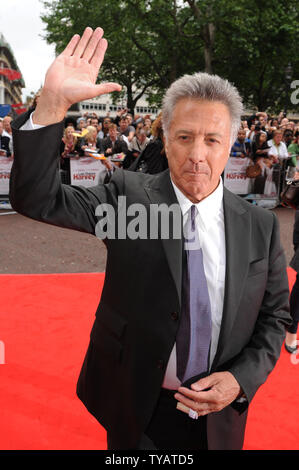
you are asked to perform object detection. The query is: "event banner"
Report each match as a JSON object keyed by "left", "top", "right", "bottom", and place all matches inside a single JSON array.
[
  {"left": 70, "top": 157, "right": 107, "bottom": 187},
  {"left": 0, "top": 156, "right": 13, "bottom": 195},
  {"left": 224, "top": 157, "right": 279, "bottom": 198}
]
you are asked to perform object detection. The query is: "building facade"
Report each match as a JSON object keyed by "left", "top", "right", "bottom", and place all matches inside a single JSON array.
[
  {"left": 0, "top": 33, "right": 25, "bottom": 104},
  {"left": 68, "top": 93, "right": 160, "bottom": 120}
]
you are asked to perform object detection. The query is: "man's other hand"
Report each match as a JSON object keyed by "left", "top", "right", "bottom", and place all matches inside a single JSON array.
[{"left": 175, "top": 371, "right": 242, "bottom": 417}]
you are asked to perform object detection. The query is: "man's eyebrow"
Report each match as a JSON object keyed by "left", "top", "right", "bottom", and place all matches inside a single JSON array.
[
  {"left": 174, "top": 129, "right": 194, "bottom": 135},
  {"left": 174, "top": 130, "right": 224, "bottom": 138},
  {"left": 206, "top": 132, "right": 223, "bottom": 138}
]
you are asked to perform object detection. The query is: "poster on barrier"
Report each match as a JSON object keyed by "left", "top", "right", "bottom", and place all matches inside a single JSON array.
[
  {"left": 0, "top": 156, "right": 13, "bottom": 195},
  {"left": 224, "top": 156, "right": 281, "bottom": 208},
  {"left": 223, "top": 157, "right": 253, "bottom": 194},
  {"left": 70, "top": 156, "right": 107, "bottom": 187}
]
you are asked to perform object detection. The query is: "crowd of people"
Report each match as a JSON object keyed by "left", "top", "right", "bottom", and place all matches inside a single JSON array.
[
  {"left": 231, "top": 112, "right": 299, "bottom": 195},
  {"left": 56, "top": 108, "right": 168, "bottom": 184},
  {"left": 1, "top": 107, "right": 299, "bottom": 193}
]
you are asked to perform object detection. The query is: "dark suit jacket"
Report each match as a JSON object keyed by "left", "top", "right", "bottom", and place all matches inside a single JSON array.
[{"left": 9, "top": 112, "right": 291, "bottom": 450}]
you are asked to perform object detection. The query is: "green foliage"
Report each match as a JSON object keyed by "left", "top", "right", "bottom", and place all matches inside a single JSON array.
[{"left": 41, "top": 0, "right": 299, "bottom": 114}]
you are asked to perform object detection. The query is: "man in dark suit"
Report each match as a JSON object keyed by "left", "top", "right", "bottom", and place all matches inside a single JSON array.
[
  {"left": 9, "top": 28, "right": 291, "bottom": 450},
  {"left": 98, "top": 122, "right": 128, "bottom": 157}
]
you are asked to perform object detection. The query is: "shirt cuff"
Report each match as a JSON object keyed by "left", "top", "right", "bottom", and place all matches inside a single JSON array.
[{"left": 20, "top": 112, "right": 45, "bottom": 131}]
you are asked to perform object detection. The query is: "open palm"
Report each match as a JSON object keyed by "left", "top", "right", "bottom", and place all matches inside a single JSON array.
[{"left": 42, "top": 27, "right": 121, "bottom": 112}]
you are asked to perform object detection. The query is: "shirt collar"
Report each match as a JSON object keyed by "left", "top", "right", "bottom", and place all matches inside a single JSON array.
[{"left": 171, "top": 177, "right": 224, "bottom": 232}]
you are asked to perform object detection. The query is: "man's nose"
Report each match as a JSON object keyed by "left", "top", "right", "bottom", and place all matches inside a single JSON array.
[{"left": 189, "top": 138, "right": 208, "bottom": 164}]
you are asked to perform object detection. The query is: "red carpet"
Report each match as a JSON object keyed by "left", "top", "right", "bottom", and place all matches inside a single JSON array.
[{"left": 0, "top": 269, "right": 298, "bottom": 450}]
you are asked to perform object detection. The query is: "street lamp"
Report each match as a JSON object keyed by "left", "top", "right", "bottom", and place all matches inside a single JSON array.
[{"left": 284, "top": 63, "right": 293, "bottom": 115}]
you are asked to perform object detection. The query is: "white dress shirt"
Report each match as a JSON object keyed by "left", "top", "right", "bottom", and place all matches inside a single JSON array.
[{"left": 162, "top": 178, "right": 226, "bottom": 390}]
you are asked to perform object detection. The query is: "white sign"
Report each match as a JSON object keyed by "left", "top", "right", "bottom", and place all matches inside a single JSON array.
[
  {"left": 70, "top": 157, "right": 107, "bottom": 188},
  {"left": 0, "top": 156, "right": 13, "bottom": 195},
  {"left": 224, "top": 157, "right": 253, "bottom": 194}
]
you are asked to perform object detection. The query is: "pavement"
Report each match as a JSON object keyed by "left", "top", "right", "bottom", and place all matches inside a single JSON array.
[{"left": 0, "top": 204, "right": 295, "bottom": 274}]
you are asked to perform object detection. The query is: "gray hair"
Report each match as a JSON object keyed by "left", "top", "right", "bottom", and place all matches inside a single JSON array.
[{"left": 161, "top": 72, "right": 243, "bottom": 144}]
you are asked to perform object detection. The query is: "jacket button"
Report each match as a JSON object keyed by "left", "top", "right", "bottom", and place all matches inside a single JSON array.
[{"left": 171, "top": 311, "right": 178, "bottom": 321}]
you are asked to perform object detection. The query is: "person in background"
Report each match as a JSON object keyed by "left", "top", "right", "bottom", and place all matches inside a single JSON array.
[
  {"left": 80, "top": 125, "right": 100, "bottom": 155},
  {"left": 286, "top": 201, "right": 299, "bottom": 354},
  {"left": 129, "top": 128, "right": 150, "bottom": 157},
  {"left": 124, "top": 128, "right": 150, "bottom": 169},
  {"left": 283, "top": 129, "right": 294, "bottom": 147},
  {"left": 76, "top": 117, "right": 87, "bottom": 132},
  {"left": 102, "top": 117, "right": 112, "bottom": 138},
  {"left": 99, "top": 123, "right": 128, "bottom": 158},
  {"left": 128, "top": 112, "right": 168, "bottom": 174},
  {"left": 2, "top": 116, "right": 13, "bottom": 155},
  {"left": 288, "top": 131, "right": 299, "bottom": 168},
  {"left": 60, "top": 125, "right": 80, "bottom": 184},
  {"left": 118, "top": 116, "right": 135, "bottom": 144},
  {"left": 143, "top": 117, "right": 153, "bottom": 138},
  {"left": 267, "top": 130, "right": 289, "bottom": 162},
  {"left": 252, "top": 132, "right": 270, "bottom": 162},
  {"left": 230, "top": 128, "right": 251, "bottom": 158},
  {"left": 0, "top": 120, "right": 11, "bottom": 157}
]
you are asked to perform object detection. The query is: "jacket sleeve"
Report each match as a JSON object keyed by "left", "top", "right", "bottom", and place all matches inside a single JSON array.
[
  {"left": 228, "top": 212, "right": 291, "bottom": 409},
  {"left": 9, "top": 111, "right": 124, "bottom": 236}
]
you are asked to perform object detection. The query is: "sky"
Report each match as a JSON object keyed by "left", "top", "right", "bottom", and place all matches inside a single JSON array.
[{"left": 0, "top": 0, "right": 56, "bottom": 101}]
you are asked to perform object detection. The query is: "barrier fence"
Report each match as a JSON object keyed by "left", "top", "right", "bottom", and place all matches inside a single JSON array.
[{"left": 0, "top": 155, "right": 290, "bottom": 209}]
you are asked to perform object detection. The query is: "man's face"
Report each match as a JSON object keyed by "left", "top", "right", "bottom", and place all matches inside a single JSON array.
[
  {"left": 120, "top": 118, "right": 128, "bottom": 131},
  {"left": 274, "top": 133, "right": 283, "bottom": 145},
  {"left": 137, "top": 130, "right": 146, "bottom": 143},
  {"left": 109, "top": 127, "right": 117, "bottom": 140},
  {"left": 3, "top": 117, "right": 11, "bottom": 133},
  {"left": 164, "top": 98, "right": 232, "bottom": 203},
  {"left": 237, "top": 130, "right": 246, "bottom": 142}
]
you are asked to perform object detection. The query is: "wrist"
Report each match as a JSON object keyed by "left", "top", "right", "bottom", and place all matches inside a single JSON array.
[{"left": 32, "top": 88, "right": 68, "bottom": 126}]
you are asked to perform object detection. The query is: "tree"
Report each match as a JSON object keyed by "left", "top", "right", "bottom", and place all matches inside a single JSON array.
[{"left": 41, "top": 0, "right": 299, "bottom": 115}]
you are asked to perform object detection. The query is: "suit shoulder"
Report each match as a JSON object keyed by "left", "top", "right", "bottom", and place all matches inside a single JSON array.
[
  {"left": 224, "top": 188, "right": 275, "bottom": 224},
  {"left": 122, "top": 168, "right": 165, "bottom": 187}
]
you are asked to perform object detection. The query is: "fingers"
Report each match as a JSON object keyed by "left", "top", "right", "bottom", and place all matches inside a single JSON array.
[
  {"left": 72, "top": 27, "right": 94, "bottom": 58},
  {"left": 82, "top": 27, "right": 104, "bottom": 62},
  {"left": 175, "top": 394, "right": 210, "bottom": 416},
  {"left": 90, "top": 37, "right": 108, "bottom": 71},
  {"left": 61, "top": 34, "right": 81, "bottom": 57},
  {"left": 65, "top": 27, "right": 105, "bottom": 63}
]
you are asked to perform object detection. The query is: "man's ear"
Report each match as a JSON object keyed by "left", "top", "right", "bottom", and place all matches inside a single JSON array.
[{"left": 163, "top": 134, "right": 168, "bottom": 160}]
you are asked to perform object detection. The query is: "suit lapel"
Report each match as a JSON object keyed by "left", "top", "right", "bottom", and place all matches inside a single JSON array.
[
  {"left": 211, "top": 188, "right": 251, "bottom": 369},
  {"left": 144, "top": 170, "right": 183, "bottom": 306}
]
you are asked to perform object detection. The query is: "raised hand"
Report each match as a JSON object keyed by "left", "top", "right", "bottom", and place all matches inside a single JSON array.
[{"left": 33, "top": 27, "right": 122, "bottom": 125}]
